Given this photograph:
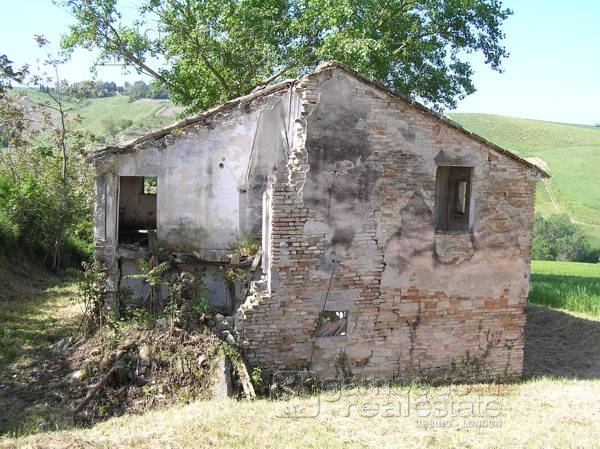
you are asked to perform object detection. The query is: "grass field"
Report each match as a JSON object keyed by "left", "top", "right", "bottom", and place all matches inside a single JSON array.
[
  {"left": 529, "top": 260, "right": 600, "bottom": 317},
  {"left": 0, "top": 279, "right": 78, "bottom": 366},
  {"left": 450, "top": 113, "right": 600, "bottom": 240},
  {"left": 74, "top": 96, "right": 176, "bottom": 138},
  {"left": 449, "top": 113, "right": 600, "bottom": 154}
]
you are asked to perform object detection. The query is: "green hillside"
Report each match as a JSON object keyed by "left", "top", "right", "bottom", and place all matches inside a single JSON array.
[
  {"left": 76, "top": 96, "right": 175, "bottom": 137},
  {"left": 449, "top": 113, "right": 600, "bottom": 239},
  {"left": 11, "top": 88, "right": 180, "bottom": 142}
]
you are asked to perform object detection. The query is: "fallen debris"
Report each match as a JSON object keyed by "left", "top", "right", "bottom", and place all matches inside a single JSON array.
[
  {"left": 72, "top": 357, "right": 126, "bottom": 415},
  {"left": 49, "top": 337, "right": 73, "bottom": 355}
]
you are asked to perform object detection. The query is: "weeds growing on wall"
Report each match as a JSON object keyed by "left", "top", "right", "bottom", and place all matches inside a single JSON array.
[
  {"left": 169, "top": 270, "right": 211, "bottom": 329},
  {"left": 232, "top": 236, "right": 260, "bottom": 257},
  {"left": 225, "top": 267, "right": 248, "bottom": 285}
]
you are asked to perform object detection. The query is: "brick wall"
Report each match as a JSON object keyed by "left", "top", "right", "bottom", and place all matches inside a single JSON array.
[{"left": 240, "top": 67, "right": 538, "bottom": 382}]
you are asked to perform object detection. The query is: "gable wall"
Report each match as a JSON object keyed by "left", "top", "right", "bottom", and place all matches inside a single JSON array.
[{"left": 240, "top": 69, "right": 537, "bottom": 381}]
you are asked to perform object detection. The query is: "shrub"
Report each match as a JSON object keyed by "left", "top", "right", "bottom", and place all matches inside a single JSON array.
[{"left": 532, "top": 214, "right": 599, "bottom": 263}]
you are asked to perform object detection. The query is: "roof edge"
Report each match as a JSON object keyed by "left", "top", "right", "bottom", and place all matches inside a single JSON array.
[
  {"left": 87, "top": 79, "right": 297, "bottom": 163},
  {"left": 88, "top": 60, "right": 549, "bottom": 179},
  {"left": 312, "top": 61, "right": 550, "bottom": 178}
]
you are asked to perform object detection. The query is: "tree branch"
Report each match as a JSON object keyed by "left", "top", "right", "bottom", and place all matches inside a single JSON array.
[
  {"left": 102, "top": 22, "right": 192, "bottom": 102},
  {"left": 178, "top": 3, "right": 232, "bottom": 96},
  {"left": 65, "top": 0, "right": 191, "bottom": 102},
  {"left": 199, "top": 53, "right": 231, "bottom": 94},
  {"left": 254, "top": 65, "right": 292, "bottom": 89}
]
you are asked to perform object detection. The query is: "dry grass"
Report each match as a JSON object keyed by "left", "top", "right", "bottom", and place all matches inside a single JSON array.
[
  {"left": 2, "top": 377, "right": 599, "bottom": 449},
  {"left": 2, "top": 260, "right": 600, "bottom": 447},
  {"left": 0, "top": 262, "right": 81, "bottom": 437}
]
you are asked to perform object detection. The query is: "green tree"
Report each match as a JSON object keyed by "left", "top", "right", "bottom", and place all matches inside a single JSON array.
[
  {"left": 58, "top": 0, "right": 512, "bottom": 112},
  {"left": 0, "top": 54, "right": 28, "bottom": 98},
  {"left": 101, "top": 117, "right": 134, "bottom": 142},
  {"left": 0, "top": 42, "right": 94, "bottom": 269},
  {"left": 101, "top": 117, "right": 119, "bottom": 142},
  {"left": 126, "top": 80, "right": 152, "bottom": 101},
  {"left": 532, "top": 214, "right": 599, "bottom": 263}
]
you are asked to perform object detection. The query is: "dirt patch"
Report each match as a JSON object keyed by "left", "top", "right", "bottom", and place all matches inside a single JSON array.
[
  {"left": 0, "top": 347, "right": 74, "bottom": 434},
  {"left": 524, "top": 305, "right": 600, "bottom": 378}
]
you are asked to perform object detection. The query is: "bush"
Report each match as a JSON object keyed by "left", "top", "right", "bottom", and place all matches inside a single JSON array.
[
  {"left": 532, "top": 214, "right": 599, "bottom": 263},
  {"left": 0, "top": 159, "right": 93, "bottom": 268},
  {"left": 0, "top": 205, "right": 19, "bottom": 246}
]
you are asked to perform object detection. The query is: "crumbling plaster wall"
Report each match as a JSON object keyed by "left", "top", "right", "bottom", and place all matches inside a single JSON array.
[
  {"left": 92, "top": 88, "right": 298, "bottom": 312},
  {"left": 241, "top": 67, "right": 538, "bottom": 381}
]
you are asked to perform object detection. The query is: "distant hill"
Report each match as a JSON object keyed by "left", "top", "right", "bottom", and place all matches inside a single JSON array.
[
  {"left": 449, "top": 113, "right": 600, "bottom": 241},
  {"left": 11, "top": 88, "right": 184, "bottom": 143}
]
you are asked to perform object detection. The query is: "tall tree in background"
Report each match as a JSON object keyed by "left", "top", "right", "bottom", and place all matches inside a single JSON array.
[{"left": 58, "top": 0, "right": 512, "bottom": 112}]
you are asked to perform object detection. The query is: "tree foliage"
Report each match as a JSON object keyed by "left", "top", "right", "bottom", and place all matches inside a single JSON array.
[
  {"left": 532, "top": 214, "right": 599, "bottom": 263},
  {"left": 0, "top": 45, "right": 94, "bottom": 269},
  {"left": 0, "top": 55, "right": 29, "bottom": 98},
  {"left": 67, "top": 79, "right": 118, "bottom": 98},
  {"left": 124, "top": 80, "right": 169, "bottom": 101},
  {"left": 58, "top": 0, "right": 512, "bottom": 112}
]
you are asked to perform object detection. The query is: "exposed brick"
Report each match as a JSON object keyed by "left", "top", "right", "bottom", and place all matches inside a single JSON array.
[{"left": 237, "top": 67, "right": 537, "bottom": 383}]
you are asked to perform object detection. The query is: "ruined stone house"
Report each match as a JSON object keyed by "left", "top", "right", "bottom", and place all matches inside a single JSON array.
[{"left": 89, "top": 61, "right": 548, "bottom": 381}]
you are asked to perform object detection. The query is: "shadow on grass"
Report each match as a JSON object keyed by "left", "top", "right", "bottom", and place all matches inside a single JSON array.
[
  {"left": 0, "top": 279, "right": 79, "bottom": 363},
  {"left": 0, "top": 277, "right": 80, "bottom": 436},
  {"left": 524, "top": 305, "right": 600, "bottom": 379}
]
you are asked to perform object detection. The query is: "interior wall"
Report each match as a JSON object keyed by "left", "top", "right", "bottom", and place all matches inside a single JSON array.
[{"left": 118, "top": 176, "right": 157, "bottom": 230}]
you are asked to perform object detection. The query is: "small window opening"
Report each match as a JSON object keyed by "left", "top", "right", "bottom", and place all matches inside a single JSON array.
[
  {"left": 119, "top": 176, "right": 157, "bottom": 245},
  {"left": 435, "top": 166, "right": 472, "bottom": 232},
  {"left": 315, "top": 311, "right": 348, "bottom": 337},
  {"left": 143, "top": 176, "right": 158, "bottom": 195},
  {"left": 454, "top": 180, "right": 468, "bottom": 215}
]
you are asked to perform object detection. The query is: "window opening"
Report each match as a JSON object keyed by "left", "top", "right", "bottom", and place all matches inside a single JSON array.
[
  {"left": 142, "top": 176, "right": 158, "bottom": 195},
  {"left": 118, "top": 176, "right": 157, "bottom": 245},
  {"left": 315, "top": 310, "right": 348, "bottom": 337},
  {"left": 435, "top": 166, "right": 472, "bottom": 232}
]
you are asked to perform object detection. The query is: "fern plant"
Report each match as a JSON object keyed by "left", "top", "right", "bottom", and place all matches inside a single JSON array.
[{"left": 126, "top": 257, "right": 171, "bottom": 316}]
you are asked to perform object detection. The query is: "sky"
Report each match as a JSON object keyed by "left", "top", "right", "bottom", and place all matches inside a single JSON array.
[{"left": 1, "top": 0, "right": 599, "bottom": 125}]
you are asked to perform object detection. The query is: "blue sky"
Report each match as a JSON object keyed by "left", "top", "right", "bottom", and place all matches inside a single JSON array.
[
  {"left": 1, "top": 0, "right": 598, "bottom": 125},
  {"left": 453, "top": 0, "right": 600, "bottom": 125}
]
